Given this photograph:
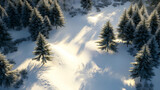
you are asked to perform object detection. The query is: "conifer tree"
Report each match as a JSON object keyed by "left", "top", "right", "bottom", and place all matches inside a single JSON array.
[
  {"left": 147, "top": 36, "right": 159, "bottom": 68},
  {"left": 155, "top": 28, "right": 160, "bottom": 48},
  {"left": 148, "top": 10, "right": 160, "bottom": 35},
  {"left": 138, "top": 0, "right": 143, "bottom": 9},
  {"left": 132, "top": 8, "right": 142, "bottom": 27},
  {"left": 140, "top": 5, "right": 148, "bottom": 19},
  {"left": 80, "top": 0, "right": 92, "bottom": 12},
  {"left": 29, "top": 8, "right": 44, "bottom": 41},
  {"left": 22, "top": 0, "right": 32, "bottom": 27},
  {"left": 130, "top": 45, "right": 154, "bottom": 81},
  {"left": 0, "top": 5, "right": 7, "bottom": 18},
  {"left": 49, "top": 0, "right": 64, "bottom": 28},
  {"left": 133, "top": 19, "right": 150, "bottom": 51},
  {"left": 123, "top": 19, "right": 135, "bottom": 46},
  {"left": 0, "top": 18, "right": 17, "bottom": 54},
  {"left": 38, "top": 0, "right": 50, "bottom": 17},
  {"left": 33, "top": 33, "right": 52, "bottom": 65},
  {"left": 98, "top": 21, "right": 117, "bottom": 52},
  {"left": 117, "top": 9, "right": 129, "bottom": 40},
  {"left": 6, "top": 1, "right": 19, "bottom": 29},
  {"left": 0, "top": 53, "right": 18, "bottom": 88},
  {"left": 127, "top": 4, "right": 134, "bottom": 18},
  {"left": 15, "top": 0, "right": 24, "bottom": 30},
  {"left": 42, "top": 16, "right": 52, "bottom": 39}
]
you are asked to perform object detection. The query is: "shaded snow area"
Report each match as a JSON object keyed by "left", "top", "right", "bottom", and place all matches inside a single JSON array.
[{"left": 2, "top": 2, "right": 160, "bottom": 90}]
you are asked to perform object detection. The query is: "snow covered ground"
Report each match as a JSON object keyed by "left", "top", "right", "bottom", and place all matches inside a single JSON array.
[{"left": 2, "top": 2, "right": 160, "bottom": 90}]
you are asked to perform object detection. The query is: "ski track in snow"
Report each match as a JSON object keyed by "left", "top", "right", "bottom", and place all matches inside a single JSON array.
[{"left": 3, "top": 2, "right": 160, "bottom": 90}]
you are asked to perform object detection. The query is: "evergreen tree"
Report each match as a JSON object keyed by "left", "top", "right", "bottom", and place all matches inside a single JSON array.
[
  {"left": 37, "top": 0, "right": 50, "bottom": 17},
  {"left": 98, "top": 21, "right": 117, "bottom": 52},
  {"left": 148, "top": 10, "right": 160, "bottom": 35},
  {"left": 131, "top": 8, "right": 142, "bottom": 27},
  {"left": 155, "top": 28, "right": 160, "bottom": 49},
  {"left": 130, "top": 45, "right": 155, "bottom": 81},
  {"left": 22, "top": 0, "right": 32, "bottom": 27},
  {"left": 117, "top": 9, "right": 129, "bottom": 40},
  {"left": 123, "top": 19, "right": 135, "bottom": 46},
  {"left": 15, "top": 0, "right": 24, "bottom": 30},
  {"left": 0, "top": 18, "right": 17, "bottom": 54},
  {"left": 29, "top": 8, "right": 44, "bottom": 41},
  {"left": 0, "top": 5, "right": 7, "bottom": 18},
  {"left": 0, "top": 53, "right": 18, "bottom": 88},
  {"left": 133, "top": 19, "right": 150, "bottom": 51},
  {"left": 49, "top": 0, "right": 64, "bottom": 28},
  {"left": 80, "top": 0, "right": 92, "bottom": 12},
  {"left": 127, "top": 4, "right": 134, "bottom": 18},
  {"left": 147, "top": 36, "right": 159, "bottom": 68},
  {"left": 42, "top": 16, "right": 52, "bottom": 39},
  {"left": 6, "top": 1, "right": 19, "bottom": 29},
  {"left": 140, "top": 5, "right": 149, "bottom": 19},
  {"left": 138, "top": 0, "right": 143, "bottom": 9},
  {"left": 33, "top": 33, "right": 52, "bottom": 65}
]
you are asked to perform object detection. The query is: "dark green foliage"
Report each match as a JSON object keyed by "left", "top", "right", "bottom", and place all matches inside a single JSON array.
[
  {"left": 42, "top": 16, "right": 52, "bottom": 39},
  {"left": 130, "top": 45, "right": 155, "bottom": 81},
  {"left": 22, "top": 0, "right": 33, "bottom": 27},
  {"left": 0, "top": 5, "right": 7, "bottom": 18},
  {"left": 38, "top": 0, "right": 50, "bottom": 17},
  {"left": 81, "top": 0, "right": 92, "bottom": 11},
  {"left": 123, "top": 19, "right": 135, "bottom": 46},
  {"left": 155, "top": 28, "right": 160, "bottom": 48},
  {"left": 127, "top": 4, "right": 134, "bottom": 18},
  {"left": 140, "top": 5, "right": 148, "bottom": 19},
  {"left": 20, "top": 69, "right": 28, "bottom": 79},
  {"left": 49, "top": 0, "right": 64, "bottom": 28},
  {"left": 147, "top": 37, "right": 159, "bottom": 68},
  {"left": 15, "top": 0, "right": 24, "bottom": 30},
  {"left": 0, "top": 18, "right": 17, "bottom": 54},
  {"left": 148, "top": 10, "right": 160, "bottom": 35},
  {"left": 117, "top": 9, "right": 129, "bottom": 39},
  {"left": 131, "top": 8, "right": 142, "bottom": 27},
  {"left": 29, "top": 8, "right": 44, "bottom": 41},
  {"left": 0, "top": 53, "right": 18, "bottom": 88},
  {"left": 98, "top": 21, "right": 117, "bottom": 53},
  {"left": 133, "top": 19, "right": 150, "bottom": 51},
  {"left": 138, "top": 0, "right": 143, "bottom": 8},
  {"left": 33, "top": 33, "right": 52, "bottom": 64},
  {"left": 6, "top": 1, "right": 19, "bottom": 29}
]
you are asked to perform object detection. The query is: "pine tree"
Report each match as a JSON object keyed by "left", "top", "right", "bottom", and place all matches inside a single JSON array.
[
  {"left": 155, "top": 28, "right": 160, "bottom": 49},
  {"left": 131, "top": 8, "right": 142, "bottom": 27},
  {"left": 42, "top": 16, "right": 52, "bottom": 39},
  {"left": 127, "top": 4, "right": 134, "bottom": 18},
  {"left": 0, "top": 5, "right": 7, "bottom": 18},
  {"left": 156, "top": 2, "right": 160, "bottom": 19},
  {"left": 0, "top": 53, "right": 18, "bottom": 88},
  {"left": 147, "top": 36, "right": 159, "bottom": 68},
  {"left": 15, "top": 0, "right": 24, "bottom": 30},
  {"left": 130, "top": 45, "right": 155, "bottom": 81},
  {"left": 148, "top": 10, "right": 160, "bottom": 35},
  {"left": 33, "top": 33, "right": 52, "bottom": 65},
  {"left": 80, "top": 0, "right": 92, "bottom": 12},
  {"left": 6, "top": 1, "right": 19, "bottom": 29},
  {"left": 133, "top": 19, "right": 150, "bottom": 51},
  {"left": 22, "top": 0, "right": 33, "bottom": 27},
  {"left": 117, "top": 9, "right": 129, "bottom": 40},
  {"left": 38, "top": 0, "right": 50, "bottom": 17},
  {"left": 138, "top": 0, "right": 143, "bottom": 9},
  {"left": 0, "top": 18, "right": 17, "bottom": 54},
  {"left": 140, "top": 5, "right": 148, "bottom": 19},
  {"left": 98, "top": 21, "right": 117, "bottom": 52},
  {"left": 29, "top": 8, "right": 44, "bottom": 41},
  {"left": 49, "top": 0, "right": 64, "bottom": 28},
  {"left": 123, "top": 19, "right": 135, "bottom": 46}
]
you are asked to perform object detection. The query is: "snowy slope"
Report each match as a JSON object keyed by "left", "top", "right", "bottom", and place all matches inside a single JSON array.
[{"left": 2, "top": 2, "right": 160, "bottom": 90}]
